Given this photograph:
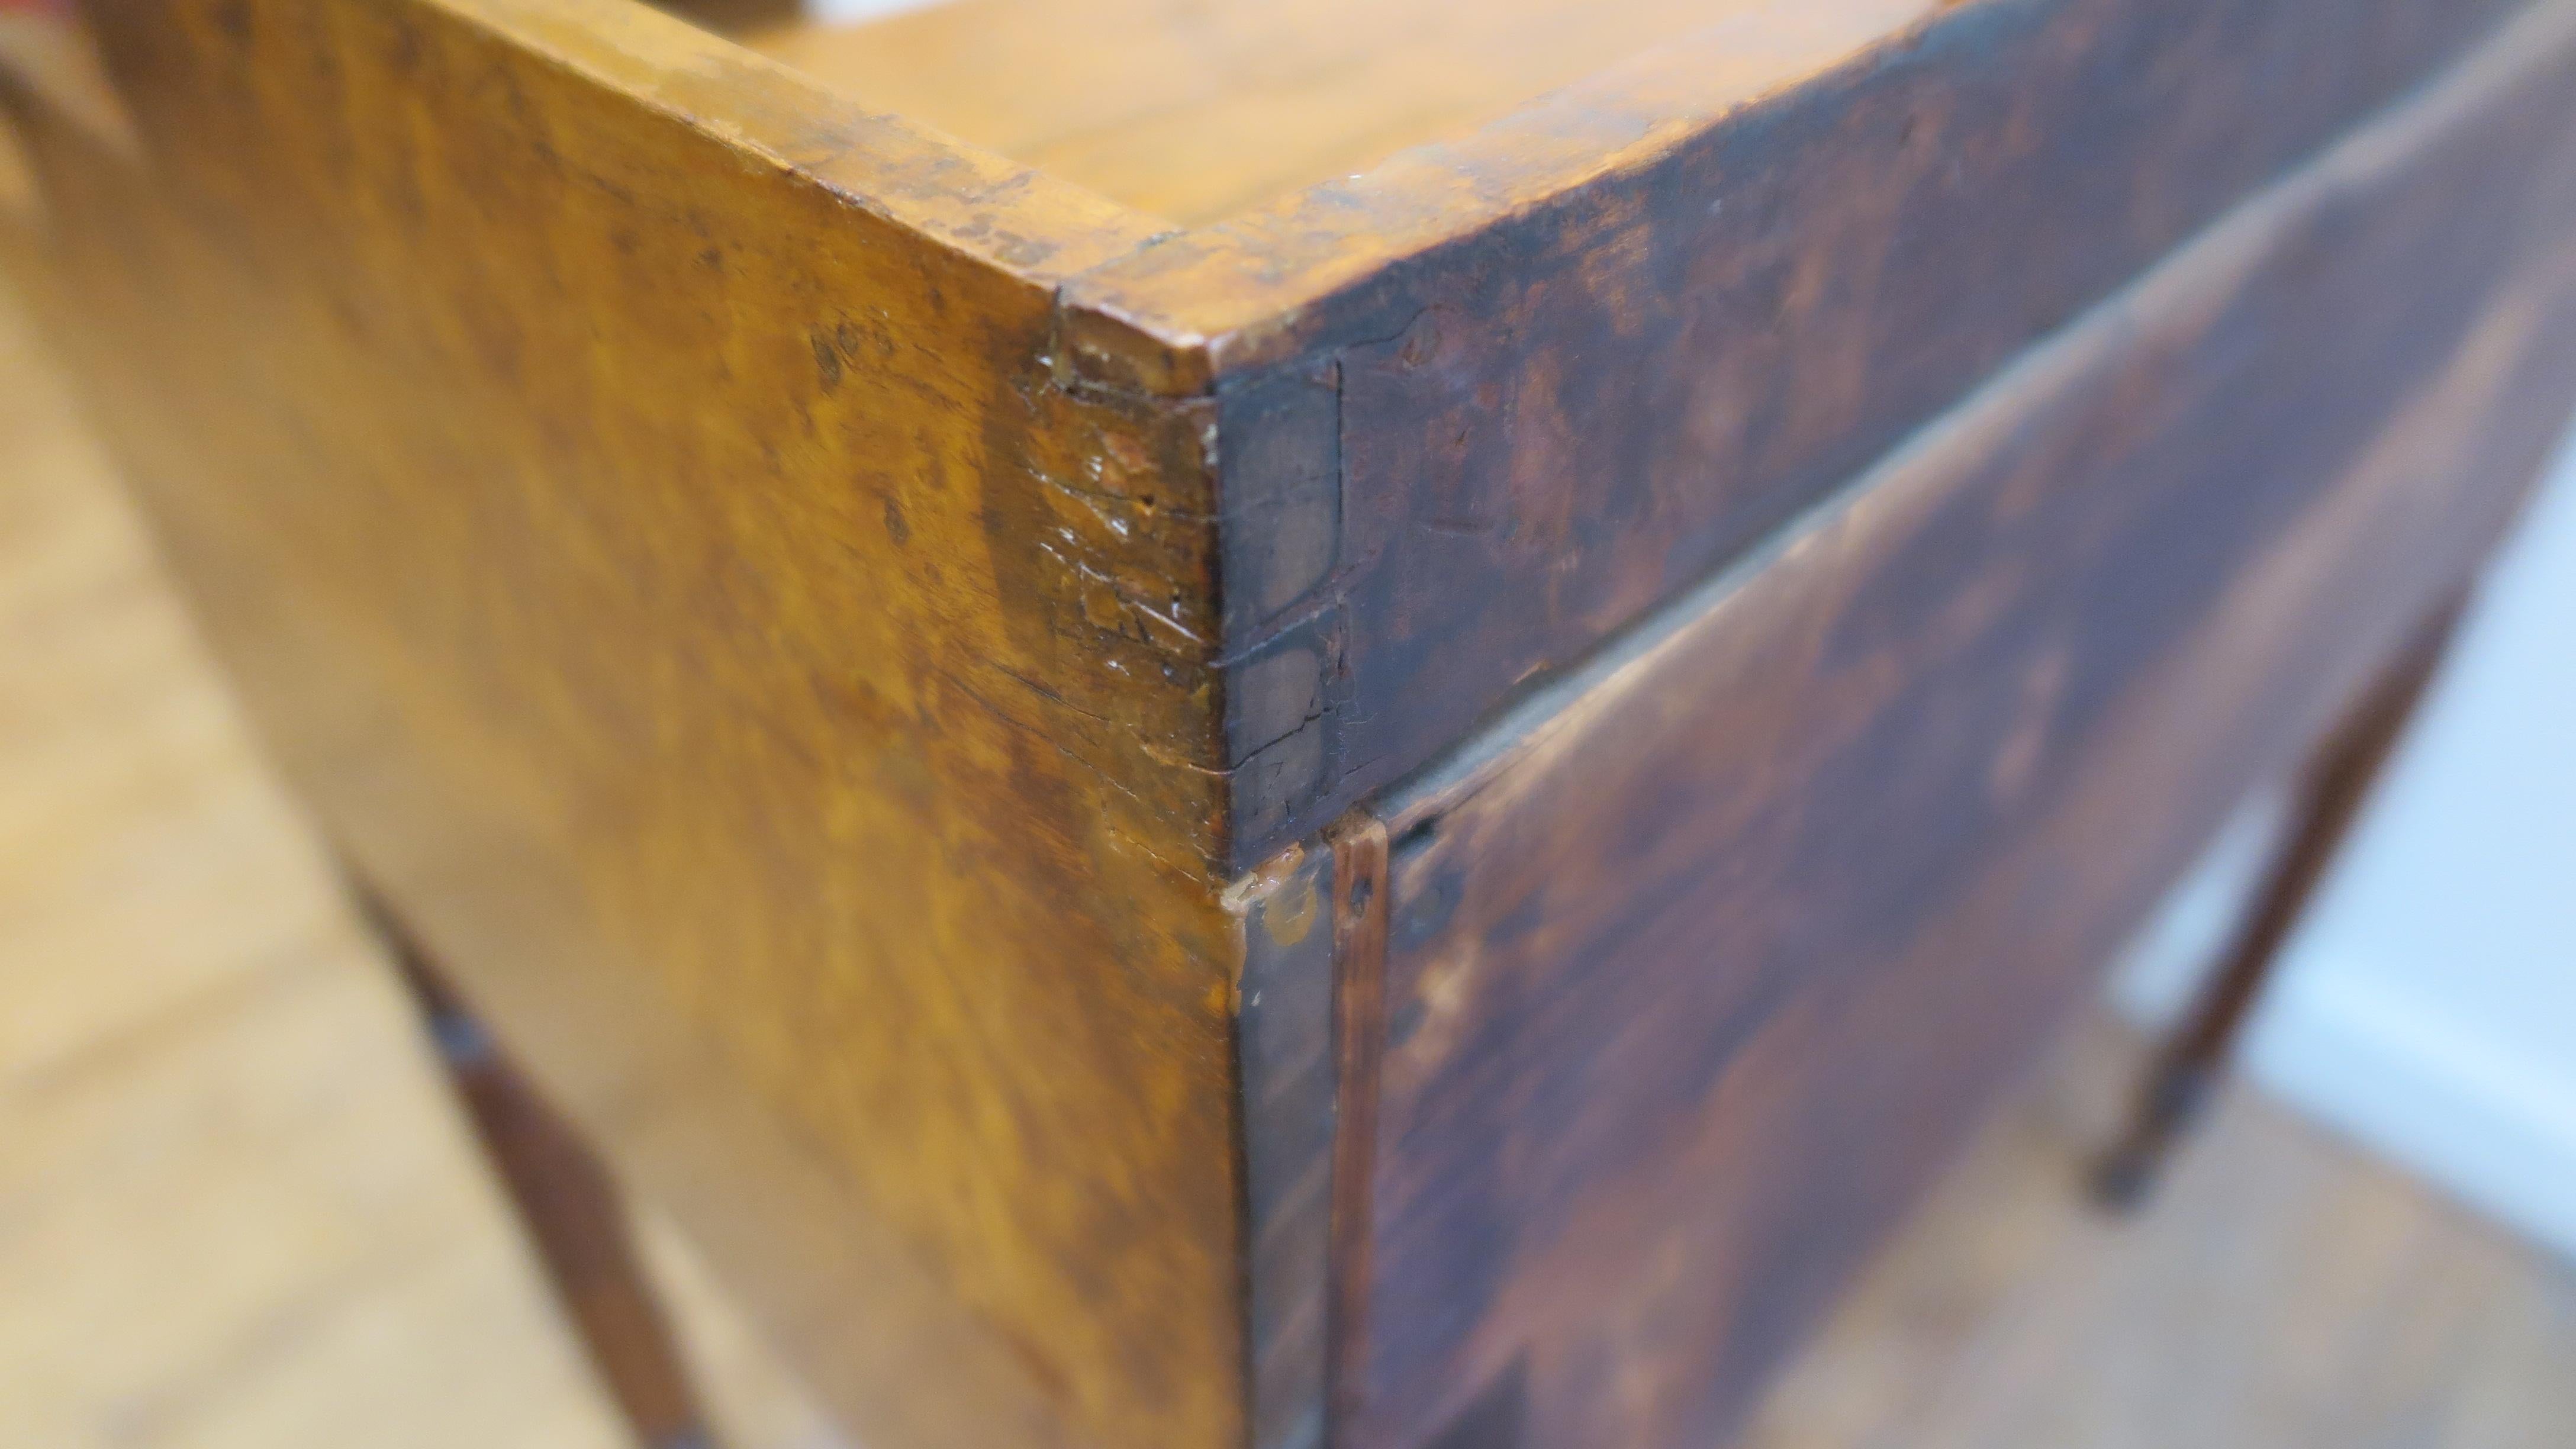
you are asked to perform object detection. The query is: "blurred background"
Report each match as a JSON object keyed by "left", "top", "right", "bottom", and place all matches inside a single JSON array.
[{"left": 6, "top": 268, "right": 2574, "bottom": 1448}]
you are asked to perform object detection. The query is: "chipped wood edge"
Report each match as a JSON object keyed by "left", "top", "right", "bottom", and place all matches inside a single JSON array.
[
  {"left": 442, "top": 0, "right": 1174, "bottom": 284},
  {"left": 1058, "top": 0, "right": 1943, "bottom": 393},
  {"left": 1364, "top": 0, "right": 2576, "bottom": 849}
]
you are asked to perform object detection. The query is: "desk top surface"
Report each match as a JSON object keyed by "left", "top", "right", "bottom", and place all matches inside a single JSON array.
[{"left": 742, "top": 0, "right": 1937, "bottom": 226}]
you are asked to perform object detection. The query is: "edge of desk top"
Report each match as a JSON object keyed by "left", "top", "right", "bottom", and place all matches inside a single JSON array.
[
  {"left": 453, "top": 0, "right": 1954, "bottom": 392},
  {"left": 1057, "top": 0, "right": 1940, "bottom": 393},
  {"left": 41, "top": 0, "right": 2527, "bottom": 879},
  {"left": 399, "top": 0, "right": 2543, "bottom": 414},
  {"left": 445, "top": 0, "right": 1170, "bottom": 282},
  {"left": 540, "top": 0, "right": 2541, "bottom": 874}
]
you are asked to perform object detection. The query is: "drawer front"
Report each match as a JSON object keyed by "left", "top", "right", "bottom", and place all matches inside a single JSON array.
[
  {"left": 1339, "top": 9, "right": 2576, "bottom": 1447},
  {"left": 1081, "top": 0, "right": 2529, "bottom": 868}
]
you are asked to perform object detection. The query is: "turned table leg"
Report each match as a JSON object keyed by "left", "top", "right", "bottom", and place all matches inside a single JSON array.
[
  {"left": 366, "top": 900, "right": 722, "bottom": 1449},
  {"left": 2092, "top": 593, "right": 2472, "bottom": 1211}
]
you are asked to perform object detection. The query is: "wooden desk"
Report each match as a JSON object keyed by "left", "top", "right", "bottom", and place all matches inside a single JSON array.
[{"left": 4, "top": 2, "right": 2572, "bottom": 1447}]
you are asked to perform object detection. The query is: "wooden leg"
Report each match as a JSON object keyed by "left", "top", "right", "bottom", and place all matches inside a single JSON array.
[
  {"left": 365, "top": 900, "right": 722, "bottom": 1449},
  {"left": 2091, "top": 595, "right": 2472, "bottom": 1212}
]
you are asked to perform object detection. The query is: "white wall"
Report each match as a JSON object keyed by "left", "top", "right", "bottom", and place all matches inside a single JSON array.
[
  {"left": 2117, "top": 423, "right": 2576, "bottom": 1261},
  {"left": 802, "top": 0, "right": 943, "bottom": 22}
]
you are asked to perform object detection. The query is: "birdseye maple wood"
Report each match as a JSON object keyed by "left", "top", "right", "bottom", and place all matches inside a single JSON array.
[
  {"left": 5, "top": 1, "right": 2572, "bottom": 1448},
  {"left": 3, "top": 4, "right": 1228, "bottom": 1447}
]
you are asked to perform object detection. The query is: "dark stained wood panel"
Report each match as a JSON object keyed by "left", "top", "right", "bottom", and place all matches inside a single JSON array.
[
  {"left": 1066, "top": 0, "right": 2529, "bottom": 870},
  {"left": 1337, "top": 6, "right": 2576, "bottom": 1444}
]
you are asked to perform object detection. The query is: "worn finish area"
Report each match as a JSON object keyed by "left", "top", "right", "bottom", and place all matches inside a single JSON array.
[
  {"left": 1071, "top": 0, "right": 2527, "bottom": 866},
  {"left": 1340, "top": 6, "right": 2576, "bottom": 1445},
  {"left": 739, "top": 0, "right": 1936, "bottom": 227},
  {"left": 0, "top": 2, "right": 1231, "bottom": 1447},
  {"left": 7, "top": 0, "right": 2576, "bottom": 1447}
]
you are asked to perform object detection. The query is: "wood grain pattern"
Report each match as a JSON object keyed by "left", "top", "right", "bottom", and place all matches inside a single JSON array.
[
  {"left": 1338, "top": 5, "right": 2576, "bottom": 1444},
  {"left": 1067, "top": 0, "right": 2526, "bottom": 868},
  {"left": 14, "top": 1, "right": 2576, "bottom": 1446},
  {"left": 1068, "top": 0, "right": 2522, "bottom": 378},
  {"left": 739, "top": 0, "right": 1916, "bottom": 227},
  {"left": 1325, "top": 817, "right": 1392, "bottom": 1443},
  {"left": 20, "top": 272, "right": 2576, "bottom": 1449},
  {"left": 0, "top": 2, "right": 1241, "bottom": 1445}
]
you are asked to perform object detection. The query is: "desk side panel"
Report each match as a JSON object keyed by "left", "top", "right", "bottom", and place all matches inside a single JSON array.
[
  {"left": 1339, "top": 8, "right": 2576, "bottom": 1444},
  {"left": 0, "top": 2, "right": 1240, "bottom": 1446}
]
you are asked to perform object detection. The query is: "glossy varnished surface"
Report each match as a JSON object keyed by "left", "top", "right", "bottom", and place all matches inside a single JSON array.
[{"left": 1338, "top": 7, "right": 2576, "bottom": 1444}]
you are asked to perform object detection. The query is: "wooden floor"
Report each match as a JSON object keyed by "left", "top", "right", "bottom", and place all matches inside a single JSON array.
[{"left": 4, "top": 289, "right": 2571, "bottom": 1449}]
